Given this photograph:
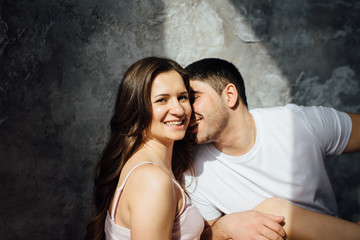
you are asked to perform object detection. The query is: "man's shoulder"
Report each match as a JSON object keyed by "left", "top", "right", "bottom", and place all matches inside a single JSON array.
[
  {"left": 250, "top": 104, "right": 299, "bottom": 120},
  {"left": 251, "top": 104, "right": 296, "bottom": 113},
  {"left": 251, "top": 104, "right": 331, "bottom": 119},
  {"left": 257, "top": 103, "right": 338, "bottom": 116}
]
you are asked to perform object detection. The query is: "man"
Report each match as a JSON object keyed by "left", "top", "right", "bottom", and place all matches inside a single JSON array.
[{"left": 184, "top": 58, "right": 360, "bottom": 239}]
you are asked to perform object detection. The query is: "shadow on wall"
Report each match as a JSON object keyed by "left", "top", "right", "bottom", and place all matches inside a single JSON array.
[
  {"left": 0, "top": 0, "right": 168, "bottom": 239},
  {"left": 230, "top": 0, "right": 360, "bottom": 221}
]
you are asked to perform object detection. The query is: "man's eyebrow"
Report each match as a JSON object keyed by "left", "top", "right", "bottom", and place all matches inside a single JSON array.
[{"left": 190, "top": 90, "right": 200, "bottom": 94}]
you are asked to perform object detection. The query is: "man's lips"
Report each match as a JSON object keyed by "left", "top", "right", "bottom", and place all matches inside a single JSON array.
[{"left": 189, "top": 118, "right": 201, "bottom": 128}]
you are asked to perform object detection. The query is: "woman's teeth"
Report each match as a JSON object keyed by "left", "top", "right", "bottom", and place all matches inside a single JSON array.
[{"left": 165, "top": 121, "right": 183, "bottom": 126}]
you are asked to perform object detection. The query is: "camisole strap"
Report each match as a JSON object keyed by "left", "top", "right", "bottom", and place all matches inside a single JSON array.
[
  {"left": 110, "top": 162, "right": 158, "bottom": 219},
  {"left": 172, "top": 176, "right": 187, "bottom": 218}
]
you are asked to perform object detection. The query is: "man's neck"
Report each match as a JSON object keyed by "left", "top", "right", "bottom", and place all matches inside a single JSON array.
[{"left": 213, "top": 108, "right": 256, "bottom": 156}]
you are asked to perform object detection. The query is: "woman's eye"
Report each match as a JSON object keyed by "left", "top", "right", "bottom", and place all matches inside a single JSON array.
[
  {"left": 155, "top": 98, "right": 166, "bottom": 103},
  {"left": 179, "top": 95, "right": 188, "bottom": 101}
]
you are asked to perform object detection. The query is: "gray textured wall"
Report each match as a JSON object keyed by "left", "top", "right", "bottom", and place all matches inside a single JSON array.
[{"left": 0, "top": 0, "right": 359, "bottom": 239}]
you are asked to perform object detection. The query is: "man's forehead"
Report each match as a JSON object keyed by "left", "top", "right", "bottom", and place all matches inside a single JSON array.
[{"left": 190, "top": 79, "right": 212, "bottom": 91}]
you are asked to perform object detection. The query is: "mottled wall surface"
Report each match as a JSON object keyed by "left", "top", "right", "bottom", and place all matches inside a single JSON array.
[{"left": 0, "top": 0, "right": 359, "bottom": 239}]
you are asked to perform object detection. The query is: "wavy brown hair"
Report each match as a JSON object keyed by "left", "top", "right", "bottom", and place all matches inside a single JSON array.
[{"left": 85, "top": 57, "right": 193, "bottom": 240}]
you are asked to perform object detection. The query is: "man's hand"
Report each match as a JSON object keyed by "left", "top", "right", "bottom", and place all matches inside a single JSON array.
[{"left": 201, "top": 210, "right": 286, "bottom": 240}]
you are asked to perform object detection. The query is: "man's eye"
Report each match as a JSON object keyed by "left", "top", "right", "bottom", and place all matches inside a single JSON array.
[{"left": 190, "top": 95, "right": 199, "bottom": 103}]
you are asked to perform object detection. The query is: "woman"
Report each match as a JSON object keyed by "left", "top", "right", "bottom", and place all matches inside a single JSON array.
[{"left": 85, "top": 57, "right": 204, "bottom": 240}]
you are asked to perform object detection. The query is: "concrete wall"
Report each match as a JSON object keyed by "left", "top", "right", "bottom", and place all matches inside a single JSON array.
[{"left": 0, "top": 0, "right": 359, "bottom": 239}]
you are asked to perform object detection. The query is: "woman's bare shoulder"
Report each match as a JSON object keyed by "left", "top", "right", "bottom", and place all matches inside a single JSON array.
[{"left": 126, "top": 163, "right": 174, "bottom": 191}]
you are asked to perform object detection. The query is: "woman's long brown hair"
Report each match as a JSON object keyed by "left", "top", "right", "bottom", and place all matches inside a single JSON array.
[{"left": 85, "top": 57, "right": 193, "bottom": 240}]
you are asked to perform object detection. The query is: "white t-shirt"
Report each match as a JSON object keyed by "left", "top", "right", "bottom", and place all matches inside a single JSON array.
[{"left": 185, "top": 104, "right": 352, "bottom": 221}]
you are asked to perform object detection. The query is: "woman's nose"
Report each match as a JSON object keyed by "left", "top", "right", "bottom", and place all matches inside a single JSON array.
[{"left": 169, "top": 99, "right": 185, "bottom": 115}]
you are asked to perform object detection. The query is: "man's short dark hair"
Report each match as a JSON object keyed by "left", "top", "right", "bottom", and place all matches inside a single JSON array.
[{"left": 185, "top": 58, "right": 248, "bottom": 108}]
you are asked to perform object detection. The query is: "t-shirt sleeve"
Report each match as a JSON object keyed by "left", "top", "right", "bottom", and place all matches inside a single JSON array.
[
  {"left": 287, "top": 104, "right": 352, "bottom": 155},
  {"left": 184, "top": 171, "right": 222, "bottom": 221}
]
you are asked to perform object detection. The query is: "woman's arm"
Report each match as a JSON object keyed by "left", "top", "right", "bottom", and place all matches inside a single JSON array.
[
  {"left": 254, "top": 198, "right": 360, "bottom": 240},
  {"left": 125, "top": 164, "right": 177, "bottom": 240}
]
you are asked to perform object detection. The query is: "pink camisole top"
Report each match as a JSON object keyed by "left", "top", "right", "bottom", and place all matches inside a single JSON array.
[{"left": 104, "top": 162, "right": 204, "bottom": 240}]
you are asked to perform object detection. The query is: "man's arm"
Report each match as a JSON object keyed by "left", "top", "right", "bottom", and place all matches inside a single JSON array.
[
  {"left": 343, "top": 113, "right": 360, "bottom": 153},
  {"left": 201, "top": 211, "right": 286, "bottom": 240},
  {"left": 201, "top": 216, "right": 226, "bottom": 240}
]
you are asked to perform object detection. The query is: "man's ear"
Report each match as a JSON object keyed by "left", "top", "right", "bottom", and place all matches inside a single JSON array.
[{"left": 222, "top": 83, "right": 238, "bottom": 108}]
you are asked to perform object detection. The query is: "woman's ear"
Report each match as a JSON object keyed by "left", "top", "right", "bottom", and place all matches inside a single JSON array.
[{"left": 222, "top": 84, "right": 238, "bottom": 108}]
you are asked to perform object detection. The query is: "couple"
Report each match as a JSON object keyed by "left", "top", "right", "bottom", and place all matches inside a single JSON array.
[{"left": 86, "top": 57, "right": 360, "bottom": 240}]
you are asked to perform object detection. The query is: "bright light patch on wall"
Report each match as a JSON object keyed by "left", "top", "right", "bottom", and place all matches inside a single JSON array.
[{"left": 162, "top": 0, "right": 291, "bottom": 109}]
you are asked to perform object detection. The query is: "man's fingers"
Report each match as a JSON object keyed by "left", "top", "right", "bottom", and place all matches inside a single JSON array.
[
  {"left": 262, "top": 215, "right": 286, "bottom": 238},
  {"left": 260, "top": 224, "right": 285, "bottom": 240},
  {"left": 263, "top": 213, "right": 285, "bottom": 223},
  {"left": 257, "top": 234, "right": 274, "bottom": 240}
]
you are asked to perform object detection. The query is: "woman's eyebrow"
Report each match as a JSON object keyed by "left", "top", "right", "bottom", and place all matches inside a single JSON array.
[
  {"left": 155, "top": 91, "right": 188, "bottom": 97},
  {"left": 154, "top": 93, "right": 169, "bottom": 98}
]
